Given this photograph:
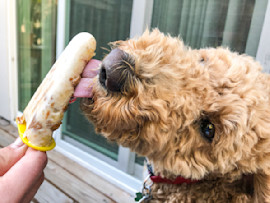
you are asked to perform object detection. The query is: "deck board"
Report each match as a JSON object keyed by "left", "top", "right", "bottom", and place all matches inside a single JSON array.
[
  {"left": 0, "top": 118, "right": 133, "bottom": 203},
  {"left": 34, "top": 180, "right": 74, "bottom": 203},
  {"left": 47, "top": 150, "right": 133, "bottom": 203},
  {"left": 45, "top": 159, "right": 113, "bottom": 203}
]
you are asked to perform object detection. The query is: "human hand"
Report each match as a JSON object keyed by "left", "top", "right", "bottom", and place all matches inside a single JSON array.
[{"left": 0, "top": 138, "right": 47, "bottom": 203}]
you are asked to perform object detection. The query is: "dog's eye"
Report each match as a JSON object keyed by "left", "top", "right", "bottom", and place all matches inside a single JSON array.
[{"left": 200, "top": 119, "right": 215, "bottom": 142}]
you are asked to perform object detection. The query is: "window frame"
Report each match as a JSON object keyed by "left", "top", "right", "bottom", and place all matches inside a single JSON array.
[
  {"left": 2, "top": 0, "right": 18, "bottom": 122},
  {"left": 256, "top": 0, "right": 270, "bottom": 73}
]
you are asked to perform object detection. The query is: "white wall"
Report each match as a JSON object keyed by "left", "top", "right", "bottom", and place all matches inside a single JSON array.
[
  {"left": 0, "top": 0, "right": 17, "bottom": 121},
  {"left": 0, "top": 0, "right": 12, "bottom": 120},
  {"left": 256, "top": 0, "right": 270, "bottom": 73}
]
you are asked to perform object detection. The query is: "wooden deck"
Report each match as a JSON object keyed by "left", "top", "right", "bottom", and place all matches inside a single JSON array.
[{"left": 0, "top": 118, "right": 134, "bottom": 203}]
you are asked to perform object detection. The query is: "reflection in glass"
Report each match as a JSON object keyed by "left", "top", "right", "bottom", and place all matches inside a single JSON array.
[
  {"left": 151, "top": 0, "right": 268, "bottom": 56},
  {"left": 17, "top": 0, "right": 57, "bottom": 110}
]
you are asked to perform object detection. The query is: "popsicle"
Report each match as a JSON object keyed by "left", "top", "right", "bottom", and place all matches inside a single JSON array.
[{"left": 16, "top": 32, "right": 96, "bottom": 151}]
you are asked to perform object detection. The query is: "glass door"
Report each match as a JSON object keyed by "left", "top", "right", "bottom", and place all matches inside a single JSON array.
[{"left": 61, "top": 0, "right": 134, "bottom": 162}]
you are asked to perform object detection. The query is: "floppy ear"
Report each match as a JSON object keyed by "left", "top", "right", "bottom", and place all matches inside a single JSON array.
[{"left": 253, "top": 173, "right": 270, "bottom": 202}]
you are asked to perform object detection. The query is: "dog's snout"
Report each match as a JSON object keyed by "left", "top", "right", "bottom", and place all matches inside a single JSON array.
[{"left": 99, "top": 48, "right": 134, "bottom": 92}]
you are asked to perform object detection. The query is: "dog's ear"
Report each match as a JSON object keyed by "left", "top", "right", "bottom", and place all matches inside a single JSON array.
[{"left": 253, "top": 173, "right": 270, "bottom": 202}]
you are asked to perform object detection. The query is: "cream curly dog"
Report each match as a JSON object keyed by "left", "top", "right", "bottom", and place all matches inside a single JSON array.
[{"left": 81, "top": 29, "right": 270, "bottom": 202}]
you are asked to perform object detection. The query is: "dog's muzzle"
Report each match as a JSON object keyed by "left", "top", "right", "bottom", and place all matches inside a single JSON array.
[{"left": 99, "top": 48, "right": 134, "bottom": 92}]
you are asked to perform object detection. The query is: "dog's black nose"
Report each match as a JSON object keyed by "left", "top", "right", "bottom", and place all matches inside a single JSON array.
[{"left": 99, "top": 48, "right": 134, "bottom": 92}]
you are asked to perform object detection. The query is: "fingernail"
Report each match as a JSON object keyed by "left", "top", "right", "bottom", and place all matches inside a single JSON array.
[{"left": 10, "top": 137, "right": 24, "bottom": 148}]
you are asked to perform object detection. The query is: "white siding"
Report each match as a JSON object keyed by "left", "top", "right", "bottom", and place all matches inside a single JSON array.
[
  {"left": 256, "top": 0, "right": 270, "bottom": 72},
  {"left": 0, "top": 0, "right": 18, "bottom": 121},
  {"left": 0, "top": 0, "right": 11, "bottom": 120}
]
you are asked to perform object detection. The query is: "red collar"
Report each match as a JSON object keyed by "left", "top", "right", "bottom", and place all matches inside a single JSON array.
[
  {"left": 146, "top": 160, "right": 199, "bottom": 185},
  {"left": 150, "top": 175, "right": 199, "bottom": 184}
]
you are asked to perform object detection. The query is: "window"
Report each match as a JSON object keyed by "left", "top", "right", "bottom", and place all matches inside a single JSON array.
[
  {"left": 62, "top": 0, "right": 133, "bottom": 163},
  {"left": 16, "top": 0, "right": 269, "bottom": 193}
]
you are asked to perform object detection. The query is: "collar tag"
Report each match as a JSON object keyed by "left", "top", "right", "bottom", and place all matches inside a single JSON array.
[{"left": 135, "top": 174, "right": 153, "bottom": 202}]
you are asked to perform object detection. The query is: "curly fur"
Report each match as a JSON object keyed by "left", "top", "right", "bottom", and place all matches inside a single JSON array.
[{"left": 81, "top": 29, "right": 270, "bottom": 202}]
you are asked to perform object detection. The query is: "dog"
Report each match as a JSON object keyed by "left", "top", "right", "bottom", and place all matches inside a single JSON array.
[{"left": 80, "top": 29, "right": 270, "bottom": 202}]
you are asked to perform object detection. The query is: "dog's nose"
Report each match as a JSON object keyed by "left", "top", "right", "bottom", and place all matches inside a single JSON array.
[{"left": 99, "top": 48, "right": 134, "bottom": 92}]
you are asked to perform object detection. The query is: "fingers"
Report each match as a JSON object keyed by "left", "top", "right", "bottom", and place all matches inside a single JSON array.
[
  {"left": 1, "top": 148, "right": 47, "bottom": 202},
  {"left": 0, "top": 138, "right": 28, "bottom": 176},
  {"left": 22, "top": 172, "right": 45, "bottom": 203}
]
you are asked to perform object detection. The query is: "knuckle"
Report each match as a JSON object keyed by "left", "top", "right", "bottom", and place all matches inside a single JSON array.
[{"left": 32, "top": 150, "right": 48, "bottom": 168}]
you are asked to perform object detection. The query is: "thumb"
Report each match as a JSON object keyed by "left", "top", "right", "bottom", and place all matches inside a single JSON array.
[{"left": 0, "top": 138, "right": 28, "bottom": 176}]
